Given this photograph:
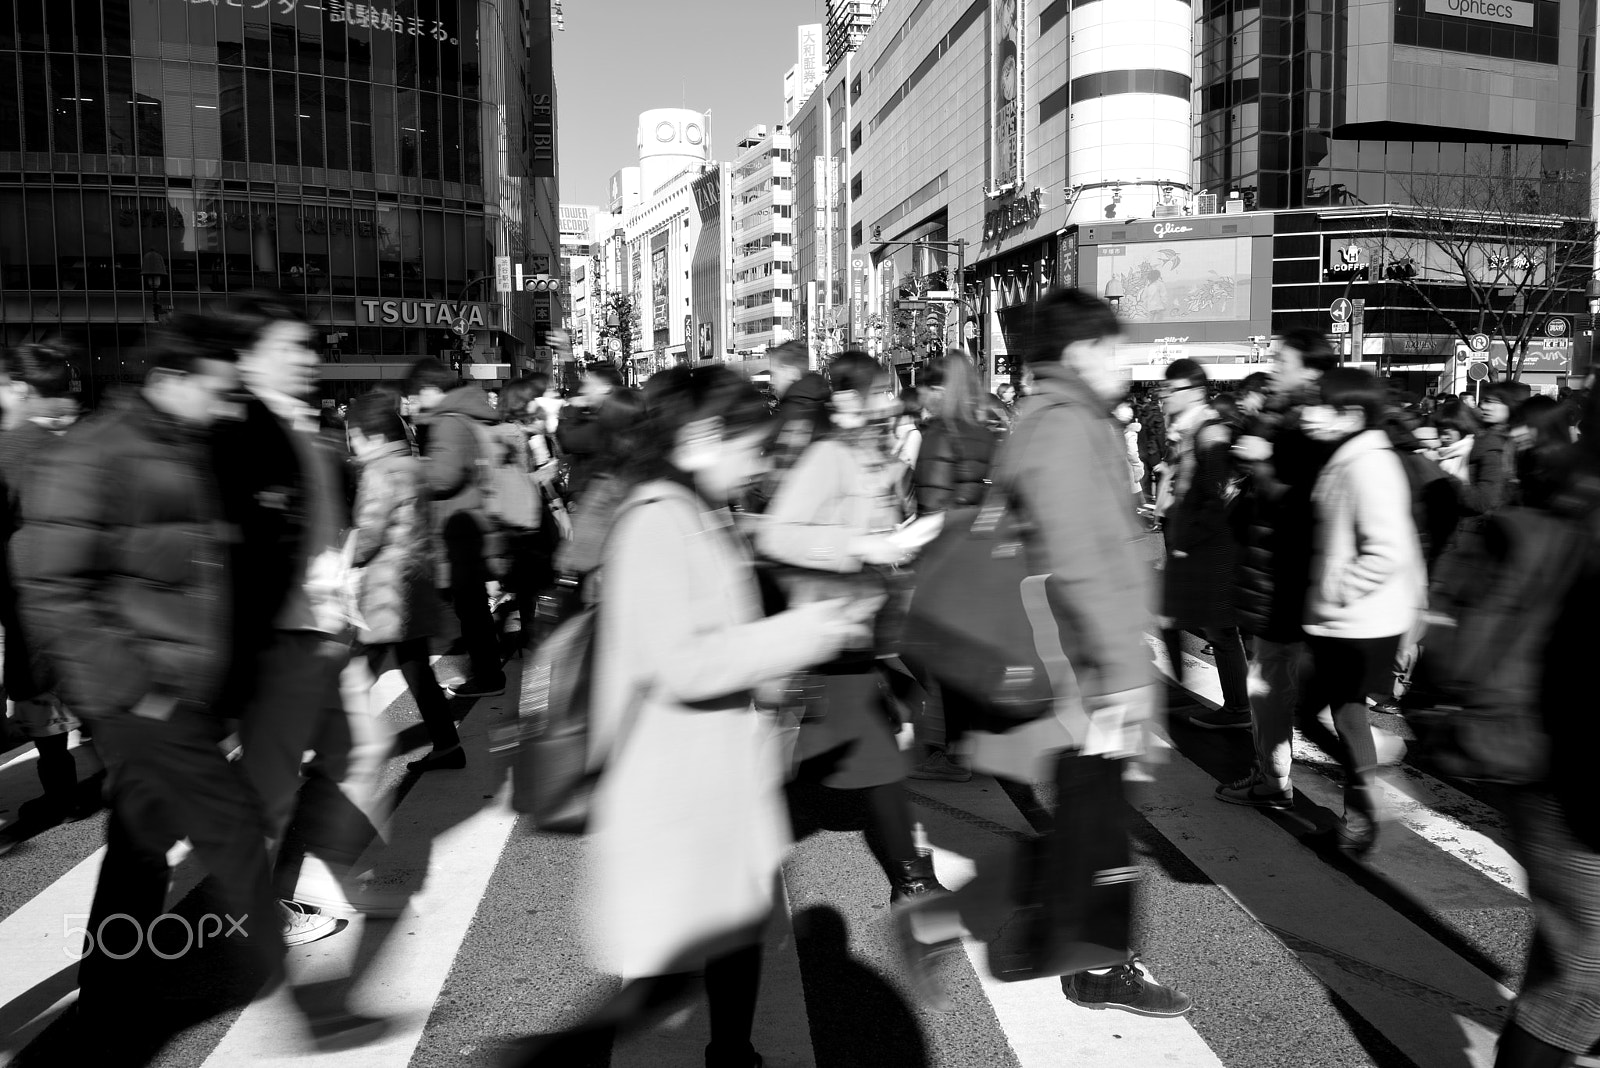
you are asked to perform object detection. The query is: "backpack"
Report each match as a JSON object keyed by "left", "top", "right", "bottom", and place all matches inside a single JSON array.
[
  {"left": 461, "top": 418, "right": 542, "bottom": 532},
  {"left": 493, "top": 494, "right": 657, "bottom": 834}
]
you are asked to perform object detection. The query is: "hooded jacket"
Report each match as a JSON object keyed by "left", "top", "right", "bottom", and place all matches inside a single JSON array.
[{"left": 417, "top": 385, "right": 501, "bottom": 535}]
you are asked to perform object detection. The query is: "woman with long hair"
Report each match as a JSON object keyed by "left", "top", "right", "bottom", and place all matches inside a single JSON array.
[
  {"left": 758, "top": 352, "right": 949, "bottom": 914},
  {"left": 504, "top": 366, "right": 870, "bottom": 1068}
]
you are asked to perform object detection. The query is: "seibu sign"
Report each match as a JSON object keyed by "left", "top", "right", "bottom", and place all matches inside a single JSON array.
[
  {"left": 1424, "top": 0, "right": 1534, "bottom": 27},
  {"left": 360, "top": 300, "right": 489, "bottom": 327}
]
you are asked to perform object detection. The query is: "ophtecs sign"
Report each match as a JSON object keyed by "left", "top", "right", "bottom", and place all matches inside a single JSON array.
[{"left": 1424, "top": 0, "right": 1534, "bottom": 28}]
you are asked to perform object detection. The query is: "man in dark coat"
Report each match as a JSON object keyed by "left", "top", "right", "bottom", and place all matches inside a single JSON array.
[
  {"left": 555, "top": 361, "right": 625, "bottom": 504},
  {"left": 1216, "top": 327, "right": 1336, "bottom": 810},
  {"left": 407, "top": 357, "right": 506, "bottom": 697},
  {"left": 0, "top": 342, "right": 86, "bottom": 834},
  {"left": 12, "top": 322, "right": 289, "bottom": 1046},
  {"left": 1155, "top": 358, "right": 1252, "bottom": 729}
]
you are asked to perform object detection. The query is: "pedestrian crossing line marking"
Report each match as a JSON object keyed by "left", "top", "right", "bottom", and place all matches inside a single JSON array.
[
  {"left": 924, "top": 841, "right": 1226, "bottom": 1068},
  {"left": 198, "top": 661, "right": 526, "bottom": 1068},
  {"left": 1138, "top": 741, "right": 1512, "bottom": 1068},
  {"left": 0, "top": 840, "right": 210, "bottom": 1064},
  {"left": 1263, "top": 924, "right": 1512, "bottom": 1029},
  {"left": 1152, "top": 630, "right": 1529, "bottom": 899}
]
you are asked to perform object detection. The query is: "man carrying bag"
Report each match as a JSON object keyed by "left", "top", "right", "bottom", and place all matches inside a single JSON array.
[{"left": 897, "top": 288, "right": 1191, "bottom": 1018}]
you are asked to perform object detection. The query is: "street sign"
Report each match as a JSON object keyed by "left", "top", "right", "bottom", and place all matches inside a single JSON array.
[
  {"left": 1330, "top": 298, "right": 1353, "bottom": 323},
  {"left": 1545, "top": 316, "right": 1570, "bottom": 337},
  {"left": 1466, "top": 361, "right": 1490, "bottom": 381},
  {"left": 1543, "top": 337, "right": 1570, "bottom": 351},
  {"left": 495, "top": 256, "right": 513, "bottom": 293},
  {"left": 898, "top": 301, "right": 928, "bottom": 311},
  {"left": 451, "top": 320, "right": 469, "bottom": 337},
  {"left": 1331, "top": 321, "right": 1350, "bottom": 334},
  {"left": 1468, "top": 333, "right": 1491, "bottom": 353}
]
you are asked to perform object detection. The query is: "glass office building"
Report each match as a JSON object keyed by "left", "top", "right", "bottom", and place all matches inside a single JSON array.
[
  {"left": 1193, "top": 0, "right": 1594, "bottom": 211},
  {"left": 0, "top": 0, "right": 556, "bottom": 394}
]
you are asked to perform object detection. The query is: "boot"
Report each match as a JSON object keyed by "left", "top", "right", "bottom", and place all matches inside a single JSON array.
[
  {"left": 889, "top": 849, "right": 950, "bottom": 904},
  {"left": 1337, "top": 778, "right": 1381, "bottom": 858}
]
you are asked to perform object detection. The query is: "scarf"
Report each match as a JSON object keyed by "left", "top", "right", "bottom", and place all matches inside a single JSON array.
[{"left": 1438, "top": 435, "right": 1474, "bottom": 483}]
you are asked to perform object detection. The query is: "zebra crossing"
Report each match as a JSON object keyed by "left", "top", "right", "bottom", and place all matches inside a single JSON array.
[{"left": 0, "top": 635, "right": 1584, "bottom": 1068}]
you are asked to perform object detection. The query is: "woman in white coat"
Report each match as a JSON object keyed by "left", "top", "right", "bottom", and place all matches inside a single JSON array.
[
  {"left": 1301, "top": 369, "right": 1427, "bottom": 857},
  {"left": 507, "top": 367, "right": 871, "bottom": 1068}
]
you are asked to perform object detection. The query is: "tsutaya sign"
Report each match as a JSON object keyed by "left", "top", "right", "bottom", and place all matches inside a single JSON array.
[
  {"left": 361, "top": 300, "right": 489, "bottom": 327},
  {"left": 1424, "top": 0, "right": 1534, "bottom": 27}
]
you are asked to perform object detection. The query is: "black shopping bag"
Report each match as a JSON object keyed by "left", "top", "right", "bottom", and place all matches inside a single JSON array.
[{"left": 985, "top": 753, "right": 1135, "bottom": 982}]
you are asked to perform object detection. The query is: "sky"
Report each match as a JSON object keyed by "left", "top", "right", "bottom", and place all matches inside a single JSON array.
[{"left": 552, "top": 0, "right": 825, "bottom": 206}]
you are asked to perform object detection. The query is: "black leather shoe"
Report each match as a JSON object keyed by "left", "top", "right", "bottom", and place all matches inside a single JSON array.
[
  {"left": 705, "top": 1041, "right": 764, "bottom": 1068},
  {"left": 889, "top": 849, "right": 950, "bottom": 903},
  {"left": 1062, "top": 959, "right": 1193, "bottom": 1017},
  {"left": 407, "top": 746, "right": 466, "bottom": 773}
]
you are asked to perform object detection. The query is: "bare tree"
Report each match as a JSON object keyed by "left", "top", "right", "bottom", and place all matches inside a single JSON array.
[
  {"left": 1378, "top": 150, "right": 1593, "bottom": 381},
  {"left": 589, "top": 286, "right": 640, "bottom": 370}
]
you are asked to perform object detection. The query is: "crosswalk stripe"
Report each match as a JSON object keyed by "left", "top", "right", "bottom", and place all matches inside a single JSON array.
[{"left": 198, "top": 665, "right": 523, "bottom": 1067}]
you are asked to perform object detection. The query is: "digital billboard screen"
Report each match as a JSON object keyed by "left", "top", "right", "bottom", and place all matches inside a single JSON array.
[{"left": 1096, "top": 237, "right": 1252, "bottom": 324}]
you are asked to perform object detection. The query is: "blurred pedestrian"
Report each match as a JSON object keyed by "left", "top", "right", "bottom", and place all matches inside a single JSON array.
[
  {"left": 556, "top": 361, "right": 626, "bottom": 503},
  {"left": 11, "top": 319, "right": 299, "bottom": 1052},
  {"left": 497, "top": 374, "right": 569, "bottom": 647},
  {"left": 1156, "top": 359, "right": 1253, "bottom": 730},
  {"left": 345, "top": 392, "right": 459, "bottom": 773},
  {"left": 1216, "top": 328, "right": 1337, "bottom": 811},
  {"left": 0, "top": 341, "right": 90, "bottom": 842},
  {"left": 1300, "top": 369, "right": 1427, "bottom": 855},
  {"left": 1460, "top": 380, "right": 1531, "bottom": 525},
  {"left": 896, "top": 288, "right": 1190, "bottom": 1017},
  {"left": 503, "top": 366, "right": 870, "bottom": 1068},
  {"left": 405, "top": 357, "right": 506, "bottom": 697},
  {"left": 760, "top": 352, "right": 949, "bottom": 909},
  {"left": 747, "top": 341, "right": 830, "bottom": 515},
  {"left": 906, "top": 351, "right": 998, "bottom": 783},
  {"left": 1434, "top": 398, "right": 1481, "bottom": 483}
]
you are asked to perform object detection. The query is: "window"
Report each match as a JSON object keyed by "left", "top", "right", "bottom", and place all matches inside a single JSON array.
[
  {"left": 851, "top": 173, "right": 862, "bottom": 200},
  {"left": 850, "top": 74, "right": 862, "bottom": 102},
  {"left": 850, "top": 222, "right": 863, "bottom": 247},
  {"left": 850, "top": 123, "right": 862, "bottom": 151}
]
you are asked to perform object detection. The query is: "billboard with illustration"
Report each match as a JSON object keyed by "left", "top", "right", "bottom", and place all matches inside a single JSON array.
[
  {"left": 1096, "top": 237, "right": 1252, "bottom": 323},
  {"left": 990, "top": 0, "right": 1024, "bottom": 189}
]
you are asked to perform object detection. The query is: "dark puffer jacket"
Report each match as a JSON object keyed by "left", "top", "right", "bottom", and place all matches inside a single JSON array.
[
  {"left": 0, "top": 405, "right": 77, "bottom": 700},
  {"left": 913, "top": 416, "right": 998, "bottom": 514},
  {"left": 417, "top": 384, "right": 501, "bottom": 535},
  {"left": 1459, "top": 424, "right": 1519, "bottom": 525},
  {"left": 13, "top": 391, "right": 232, "bottom": 721},
  {"left": 1232, "top": 397, "right": 1334, "bottom": 642}
]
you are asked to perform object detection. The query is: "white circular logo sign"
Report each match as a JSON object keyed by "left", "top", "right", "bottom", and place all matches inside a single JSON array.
[
  {"left": 655, "top": 122, "right": 676, "bottom": 142},
  {"left": 1546, "top": 316, "right": 1569, "bottom": 337}
]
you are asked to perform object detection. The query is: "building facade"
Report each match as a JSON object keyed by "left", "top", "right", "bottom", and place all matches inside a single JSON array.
[
  {"left": 559, "top": 201, "right": 597, "bottom": 360},
  {"left": 730, "top": 126, "right": 796, "bottom": 354},
  {"left": 1192, "top": 0, "right": 1595, "bottom": 211},
  {"left": 0, "top": 0, "right": 559, "bottom": 398},
  {"left": 784, "top": 24, "right": 824, "bottom": 123}
]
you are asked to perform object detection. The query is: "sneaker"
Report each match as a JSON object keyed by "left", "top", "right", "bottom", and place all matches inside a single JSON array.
[
  {"left": 1369, "top": 696, "right": 1403, "bottom": 716},
  {"left": 1062, "top": 959, "right": 1193, "bottom": 1017},
  {"left": 1215, "top": 771, "right": 1293, "bottom": 811},
  {"left": 908, "top": 750, "right": 973, "bottom": 783},
  {"left": 1187, "top": 706, "right": 1253, "bottom": 730},
  {"left": 280, "top": 900, "right": 341, "bottom": 947},
  {"left": 449, "top": 675, "right": 506, "bottom": 699}
]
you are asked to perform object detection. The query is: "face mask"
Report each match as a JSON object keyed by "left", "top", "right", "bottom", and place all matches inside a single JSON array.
[{"left": 1300, "top": 405, "right": 1364, "bottom": 443}]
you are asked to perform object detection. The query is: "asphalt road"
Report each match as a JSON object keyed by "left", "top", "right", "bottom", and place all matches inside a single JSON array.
[{"left": 0, "top": 631, "right": 1585, "bottom": 1068}]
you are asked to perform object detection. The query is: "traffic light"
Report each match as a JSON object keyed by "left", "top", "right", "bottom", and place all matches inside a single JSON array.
[{"left": 524, "top": 274, "right": 561, "bottom": 293}]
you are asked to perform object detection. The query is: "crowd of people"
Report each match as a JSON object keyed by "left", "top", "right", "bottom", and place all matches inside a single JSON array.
[{"left": 0, "top": 286, "right": 1595, "bottom": 1068}]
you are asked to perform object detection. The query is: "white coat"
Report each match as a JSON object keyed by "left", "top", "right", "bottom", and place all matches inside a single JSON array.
[
  {"left": 588, "top": 480, "right": 839, "bottom": 979},
  {"left": 1303, "top": 430, "right": 1427, "bottom": 640}
]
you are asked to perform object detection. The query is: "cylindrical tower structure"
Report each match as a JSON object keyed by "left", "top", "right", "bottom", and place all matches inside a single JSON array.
[
  {"left": 1066, "top": 0, "right": 1194, "bottom": 224},
  {"left": 637, "top": 109, "right": 710, "bottom": 196}
]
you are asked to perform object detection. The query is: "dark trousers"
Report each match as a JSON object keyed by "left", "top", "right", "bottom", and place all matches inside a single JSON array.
[
  {"left": 365, "top": 638, "right": 458, "bottom": 751},
  {"left": 442, "top": 512, "right": 501, "bottom": 680},
  {"left": 1305, "top": 634, "right": 1400, "bottom": 816},
  {"left": 77, "top": 709, "right": 284, "bottom": 1018},
  {"left": 505, "top": 525, "right": 558, "bottom": 643}
]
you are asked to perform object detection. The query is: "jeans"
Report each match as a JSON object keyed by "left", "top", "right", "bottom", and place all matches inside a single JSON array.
[
  {"left": 1166, "top": 626, "right": 1253, "bottom": 713},
  {"left": 1249, "top": 637, "right": 1307, "bottom": 785}
]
